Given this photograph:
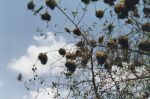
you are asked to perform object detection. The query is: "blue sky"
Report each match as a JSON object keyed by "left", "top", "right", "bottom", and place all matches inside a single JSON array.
[{"left": 0, "top": 0, "right": 41, "bottom": 98}]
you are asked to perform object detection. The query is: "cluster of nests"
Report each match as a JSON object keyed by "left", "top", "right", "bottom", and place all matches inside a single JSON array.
[
  {"left": 27, "top": 0, "right": 57, "bottom": 22},
  {"left": 114, "top": 0, "right": 140, "bottom": 19},
  {"left": 58, "top": 45, "right": 91, "bottom": 73},
  {"left": 81, "top": 0, "right": 142, "bottom": 19},
  {"left": 37, "top": 34, "right": 149, "bottom": 69}
]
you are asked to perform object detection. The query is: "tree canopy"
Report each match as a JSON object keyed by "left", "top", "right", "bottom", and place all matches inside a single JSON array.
[{"left": 19, "top": 0, "right": 150, "bottom": 98}]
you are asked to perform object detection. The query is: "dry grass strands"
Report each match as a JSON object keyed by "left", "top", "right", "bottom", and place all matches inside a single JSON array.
[
  {"left": 27, "top": 1, "right": 35, "bottom": 10},
  {"left": 38, "top": 53, "right": 48, "bottom": 65},
  {"left": 76, "top": 41, "right": 85, "bottom": 48},
  {"left": 66, "top": 52, "right": 76, "bottom": 60},
  {"left": 41, "top": 12, "right": 51, "bottom": 21},
  {"left": 65, "top": 61, "right": 76, "bottom": 72},
  {"left": 107, "top": 39, "right": 117, "bottom": 50},
  {"left": 81, "top": 54, "right": 90, "bottom": 67},
  {"left": 138, "top": 40, "right": 150, "bottom": 52},
  {"left": 75, "top": 49, "right": 82, "bottom": 57},
  {"left": 96, "top": 51, "right": 107, "bottom": 65},
  {"left": 142, "top": 22, "right": 150, "bottom": 32},
  {"left": 58, "top": 48, "right": 66, "bottom": 56},
  {"left": 95, "top": 10, "right": 104, "bottom": 18},
  {"left": 45, "top": 0, "right": 56, "bottom": 10}
]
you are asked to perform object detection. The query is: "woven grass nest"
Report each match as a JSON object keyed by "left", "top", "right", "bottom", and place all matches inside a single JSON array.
[
  {"left": 115, "top": 3, "right": 128, "bottom": 19},
  {"left": 95, "top": 10, "right": 104, "bottom": 18},
  {"left": 96, "top": 51, "right": 107, "bottom": 65},
  {"left": 65, "top": 61, "right": 76, "bottom": 72},
  {"left": 45, "top": 0, "right": 56, "bottom": 10},
  {"left": 58, "top": 48, "right": 66, "bottom": 56},
  {"left": 38, "top": 53, "right": 48, "bottom": 65},
  {"left": 73, "top": 28, "right": 82, "bottom": 36},
  {"left": 41, "top": 12, "right": 51, "bottom": 21},
  {"left": 142, "top": 22, "right": 150, "bottom": 32},
  {"left": 66, "top": 52, "right": 76, "bottom": 60},
  {"left": 27, "top": 1, "right": 34, "bottom": 10},
  {"left": 138, "top": 40, "right": 150, "bottom": 52},
  {"left": 118, "top": 36, "right": 129, "bottom": 49},
  {"left": 124, "top": 0, "right": 139, "bottom": 10}
]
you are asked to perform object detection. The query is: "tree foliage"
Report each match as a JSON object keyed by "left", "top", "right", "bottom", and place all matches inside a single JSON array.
[{"left": 19, "top": 0, "right": 150, "bottom": 98}]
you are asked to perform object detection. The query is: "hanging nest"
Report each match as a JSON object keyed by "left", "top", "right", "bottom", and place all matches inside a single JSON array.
[
  {"left": 95, "top": 10, "right": 104, "bottom": 18},
  {"left": 96, "top": 51, "right": 107, "bottom": 65},
  {"left": 73, "top": 28, "right": 82, "bottom": 36},
  {"left": 124, "top": 0, "right": 139, "bottom": 10},
  {"left": 114, "top": 3, "right": 128, "bottom": 19},
  {"left": 89, "top": 40, "right": 97, "bottom": 48},
  {"left": 107, "top": 38, "right": 117, "bottom": 49},
  {"left": 41, "top": 12, "right": 51, "bottom": 21},
  {"left": 98, "top": 36, "right": 104, "bottom": 44},
  {"left": 104, "top": 61, "right": 112, "bottom": 71},
  {"left": 66, "top": 52, "right": 76, "bottom": 60},
  {"left": 103, "top": 0, "right": 114, "bottom": 5},
  {"left": 138, "top": 40, "right": 150, "bottom": 52},
  {"left": 76, "top": 41, "right": 85, "bottom": 48},
  {"left": 81, "top": 0, "right": 90, "bottom": 4},
  {"left": 81, "top": 47, "right": 90, "bottom": 56},
  {"left": 65, "top": 61, "right": 76, "bottom": 72},
  {"left": 45, "top": 0, "right": 56, "bottom": 10},
  {"left": 142, "top": 22, "right": 150, "bottom": 32},
  {"left": 38, "top": 53, "right": 48, "bottom": 65},
  {"left": 81, "top": 54, "right": 90, "bottom": 67},
  {"left": 143, "top": 7, "right": 150, "bottom": 16},
  {"left": 75, "top": 49, "right": 82, "bottom": 57},
  {"left": 58, "top": 48, "right": 66, "bottom": 56},
  {"left": 27, "top": 1, "right": 35, "bottom": 10},
  {"left": 118, "top": 36, "right": 129, "bottom": 49}
]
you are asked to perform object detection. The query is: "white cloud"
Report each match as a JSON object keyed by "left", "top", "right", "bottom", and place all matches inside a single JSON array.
[
  {"left": 8, "top": 32, "right": 73, "bottom": 77},
  {"left": 8, "top": 32, "right": 75, "bottom": 99},
  {"left": 23, "top": 88, "right": 69, "bottom": 99}
]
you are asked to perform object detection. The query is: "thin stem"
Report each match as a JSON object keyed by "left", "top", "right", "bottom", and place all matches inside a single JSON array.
[{"left": 90, "top": 48, "right": 101, "bottom": 99}]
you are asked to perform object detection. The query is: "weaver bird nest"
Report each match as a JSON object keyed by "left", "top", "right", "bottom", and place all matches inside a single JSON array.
[
  {"left": 38, "top": 53, "right": 48, "bottom": 65},
  {"left": 45, "top": 0, "right": 56, "bottom": 10},
  {"left": 96, "top": 51, "right": 107, "bottom": 65},
  {"left": 65, "top": 61, "right": 76, "bottom": 72},
  {"left": 95, "top": 10, "right": 104, "bottom": 18}
]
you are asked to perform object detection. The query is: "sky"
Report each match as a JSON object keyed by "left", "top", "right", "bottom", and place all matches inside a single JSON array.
[
  {"left": 0, "top": 0, "right": 83, "bottom": 99},
  {"left": 0, "top": 0, "right": 121, "bottom": 99}
]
